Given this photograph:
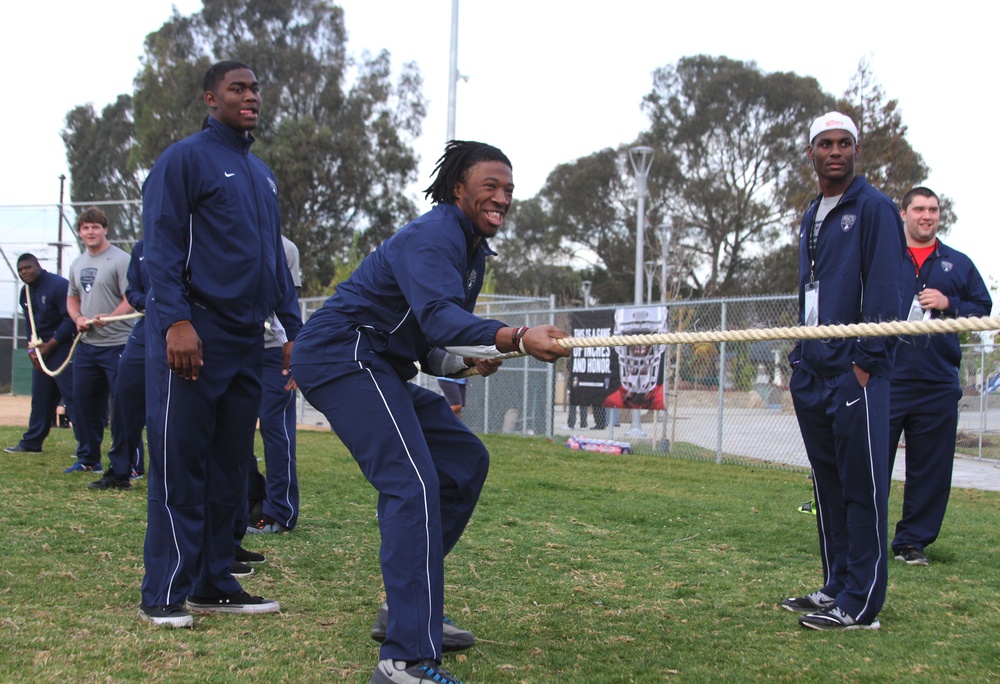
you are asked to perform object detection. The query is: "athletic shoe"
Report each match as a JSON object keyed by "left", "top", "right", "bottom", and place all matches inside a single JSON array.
[
  {"left": 139, "top": 603, "right": 194, "bottom": 628},
  {"left": 64, "top": 461, "right": 102, "bottom": 473},
  {"left": 230, "top": 561, "right": 254, "bottom": 577},
  {"left": 781, "top": 590, "right": 835, "bottom": 614},
  {"left": 4, "top": 444, "right": 41, "bottom": 454},
  {"left": 130, "top": 468, "right": 143, "bottom": 480},
  {"left": 894, "top": 547, "right": 929, "bottom": 566},
  {"left": 799, "top": 606, "right": 880, "bottom": 631},
  {"left": 87, "top": 473, "right": 132, "bottom": 490},
  {"left": 185, "top": 590, "right": 279, "bottom": 614},
  {"left": 246, "top": 513, "right": 289, "bottom": 535},
  {"left": 797, "top": 500, "right": 817, "bottom": 515},
  {"left": 370, "top": 601, "right": 476, "bottom": 651},
  {"left": 235, "top": 546, "right": 266, "bottom": 563},
  {"left": 370, "top": 659, "right": 464, "bottom": 684}
]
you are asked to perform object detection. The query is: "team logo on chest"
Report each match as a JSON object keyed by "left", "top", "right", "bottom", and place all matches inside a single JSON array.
[
  {"left": 267, "top": 177, "right": 277, "bottom": 195},
  {"left": 941, "top": 260, "right": 953, "bottom": 272},
  {"left": 841, "top": 215, "right": 856, "bottom": 232},
  {"left": 80, "top": 267, "right": 97, "bottom": 293},
  {"left": 466, "top": 267, "right": 477, "bottom": 290}
]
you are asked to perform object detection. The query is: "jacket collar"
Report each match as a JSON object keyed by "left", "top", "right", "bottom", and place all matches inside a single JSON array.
[{"left": 204, "top": 116, "right": 255, "bottom": 153}]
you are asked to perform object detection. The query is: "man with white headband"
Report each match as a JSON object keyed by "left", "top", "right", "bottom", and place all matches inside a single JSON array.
[{"left": 783, "top": 111, "right": 905, "bottom": 631}]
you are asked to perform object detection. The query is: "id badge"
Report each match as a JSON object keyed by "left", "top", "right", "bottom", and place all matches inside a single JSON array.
[
  {"left": 804, "top": 282, "right": 819, "bottom": 327},
  {"left": 907, "top": 294, "right": 932, "bottom": 322}
]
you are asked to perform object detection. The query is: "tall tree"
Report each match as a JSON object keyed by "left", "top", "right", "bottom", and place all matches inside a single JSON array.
[
  {"left": 838, "top": 56, "right": 955, "bottom": 232},
  {"left": 64, "top": 0, "right": 426, "bottom": 295},
  {"left": 61, "top": 95, "right": 144, "bottom": 243},
  {"left": 642, "top": 55, "right": 831, "bottom": 296}
]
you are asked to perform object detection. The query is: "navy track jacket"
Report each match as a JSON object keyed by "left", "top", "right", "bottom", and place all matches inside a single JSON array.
[
  {"left": 893, "top": 239, "right": 992, "bottom": 384},
  {"left": 141, "top": 117, "right": 300, "bottom": 339},
  {"left": 20, "top": 270, "right": 75, "bottom": 345},
  {"left": 293, "top": 203, "right": 507, "bottom": 380},
  {"left": 789, "top": 176, "right": 906, "bottom": 379}
]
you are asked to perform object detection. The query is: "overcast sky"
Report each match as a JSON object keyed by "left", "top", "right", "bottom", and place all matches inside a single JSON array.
[{"left": 2, "top": 1, "right": 995, "bottom": 313}]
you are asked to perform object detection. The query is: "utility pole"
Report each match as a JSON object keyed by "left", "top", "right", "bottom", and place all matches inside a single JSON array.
[
  {"left": 628, "top": 147, "right": 654, "bottom": 305},
  {"left": 446, "top": 0, "right": 459, "bottom": 141}
]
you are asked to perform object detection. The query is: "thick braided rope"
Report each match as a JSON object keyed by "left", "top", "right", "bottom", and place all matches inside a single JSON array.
[
  {"left": 451, "top": 315, "right": 1000, "bottom": 378},
  {"left": 24, "top": 282, "right": 144, "bottom": 378}
]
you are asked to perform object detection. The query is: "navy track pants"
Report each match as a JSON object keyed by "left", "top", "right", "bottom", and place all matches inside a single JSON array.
[
  {"left": 790, "top": 368, "right": 889, "bottom": 625},
  {"left": 293, "top": 358, "right": 489, "bottom": 663}
]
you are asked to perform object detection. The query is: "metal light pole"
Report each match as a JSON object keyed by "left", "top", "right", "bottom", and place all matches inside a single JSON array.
[
  {"left": 446, "top": 0, "right": 460, "bottom": 141},
  {"left": 57, "top": 174, "right": 66, "bottom": 275},
  {"left": 629, "top": 146, "right": 654, "bottom": 305},
  {"left": 581, "top": 280, "right": 592, "bottom": 309},
  {"left": 657, "top": 223, "right": 671, "bottom": 303}
]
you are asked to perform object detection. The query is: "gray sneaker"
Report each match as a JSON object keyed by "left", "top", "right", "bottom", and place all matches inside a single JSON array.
[
  {"left": 370, "top": 601, "right": 476, "bottom": 651},
  {"left": 139, "top": 603, "right": 194, "bottom": 628},
  {"left": 370, "top": 659, "right": 464, "bottom": 684},
  {"left": 799, "top": 606, "right": 880, "bottom": 631},
  {"left": 894, "top": 547, "right": 928, "bottom": 566},
  {"left": 780, "top": 590, "right": 835, "bottom": 613}
]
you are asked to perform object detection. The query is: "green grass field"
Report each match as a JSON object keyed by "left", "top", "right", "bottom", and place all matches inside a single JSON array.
[{"left": 1, "top": 426, "right": 998, "bottom": 683}]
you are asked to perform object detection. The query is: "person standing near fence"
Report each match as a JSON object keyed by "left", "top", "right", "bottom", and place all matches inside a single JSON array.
[
  {"left": 5, "top": 254, "right": 82, "bottom": 457},
  {"left": 784, "top": 112, "right": 905, "bottom": 631},
  {"left": 888, "top": 186, "right": 991, "bottom": 566},
  {"left": 246, "top": 235, "right": 302, "bottom": 535},
  {"left": 139, "top": 60, "right": 301, "bottom": 628},
  {"left": 291, "top": 140, "right": 570, "bottom": 684},
  {"left": 88, "top": 239, "right": 149, "bottom": 490},
  {"left": 64, "top": 207, "right": 135, "bottom": 474}
]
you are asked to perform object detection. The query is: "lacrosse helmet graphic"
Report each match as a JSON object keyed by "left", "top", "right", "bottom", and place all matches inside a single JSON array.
[{"left": 613, "top": 306, "right": 667, "bottom": 395}]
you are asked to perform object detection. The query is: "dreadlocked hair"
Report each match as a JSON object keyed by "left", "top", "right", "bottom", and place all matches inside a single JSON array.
[{"left": 424, "top": 140, "right": 512, "bottom": 205}]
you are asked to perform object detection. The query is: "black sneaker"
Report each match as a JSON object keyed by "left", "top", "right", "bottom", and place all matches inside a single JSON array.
[
  {"left": 88, "top": 473, "right": 132, "bottom": 490},
  {"left": 230, "top": 561, "right": 254, "bottom": 577},
  {"left": 139, "top": 603, "right": 194, "bottom": 628},
  {"left": 781, "top": 590, "right": 835, "bottom": 613},
  {"left": 799, "top": 606, "right": 880, "bottom": 631},
  {"left": 4, "top": 444, "right": 42, "bottom": 454},
  {"left": 894, "top": 547, "right": 928, "bottom": 566},
  {"left": 370, "top": 659, "right": 463, "bottom": 684},
  {"left": 185, "top": 590, "right": 279, "bottom": 614},
  {"left": 235, "top": 546, "right": 266, "bottom": 563},
  {"left": 246, "top": 513, "right": 289, "bottom": 534},
  {"left": 370, "top": 601, "right": 475, "bottom": 651}
]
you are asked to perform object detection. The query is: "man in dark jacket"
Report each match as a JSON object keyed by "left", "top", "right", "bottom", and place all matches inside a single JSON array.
[
  {"left": 292, "top": 140, "right": 570, "bottom": 684},
  {"left": 5, "top": 254, "right": 81, "bottom": 456},
  {"left": 783, "top": 112, "right": 905, "bottom": 631},
  {"left": 139, "top": 60, "right": 301, "bottom": 628},
  {"left": 889, "top": 186, "right": 991, "bottom": 566}
]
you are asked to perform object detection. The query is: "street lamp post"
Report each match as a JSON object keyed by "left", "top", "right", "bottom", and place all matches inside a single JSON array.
[
  {"left": 628, "top": 146, "right": 654, "bottom": 306},
  {"left": 657, "top": 223, "right": 672, "bottom": 303}
]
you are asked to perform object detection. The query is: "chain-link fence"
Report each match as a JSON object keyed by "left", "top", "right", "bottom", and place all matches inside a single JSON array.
[{"left": 4, "top": 195, "right": 998, "bottom": 473}]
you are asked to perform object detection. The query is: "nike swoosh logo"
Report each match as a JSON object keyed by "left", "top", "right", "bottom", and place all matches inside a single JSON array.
[
  {"left": 846, "top": 398, "right": 861, "bottom": 407},
  {"left": 225, "top": 172, "right": 236, "bottom": 177}
]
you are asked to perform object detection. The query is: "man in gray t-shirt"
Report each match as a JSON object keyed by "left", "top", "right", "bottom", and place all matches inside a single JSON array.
[{"left": 64, "top": 207, "right": 135, "bottom": 475}]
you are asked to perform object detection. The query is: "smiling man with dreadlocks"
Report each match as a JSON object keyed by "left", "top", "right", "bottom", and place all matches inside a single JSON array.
[{"left": 291, "top": 141, "right": 570, "bottom": 684}]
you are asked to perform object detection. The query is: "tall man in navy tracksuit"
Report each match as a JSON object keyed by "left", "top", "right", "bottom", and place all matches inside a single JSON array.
[
  {"left": 139, "top": 60, "right": 301, "bottom": 628},
  {"left": 889, "top": 187, "right": 991, "bottom": 566},
  {"left": 89, "top": 239, "right": 149, "bottom": 490},
  {"left": 783, "top": 112, "right": 906, "bottom": 631},
  {"left": 291, "top": 141, "right": 570, "bottom": 684},
  {"left": 4, "top": 254, "right": 81, "bottom": 456}
]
